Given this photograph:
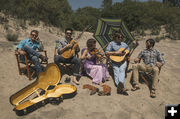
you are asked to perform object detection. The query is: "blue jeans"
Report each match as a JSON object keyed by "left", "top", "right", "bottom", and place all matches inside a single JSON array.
[
  {"left": 112, "top": 61, "right": 127, "bottom": 87},
  {"left": 20, "top": 45, "right": 42, "bottom": 75},
  {"left": 54, "top": 55, "right": 81, "bottom": 77}
]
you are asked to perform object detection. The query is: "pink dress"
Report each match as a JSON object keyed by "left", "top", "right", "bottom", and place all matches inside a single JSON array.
[{"left": 82, "top": 48, "right": 110, "bottom": 84}]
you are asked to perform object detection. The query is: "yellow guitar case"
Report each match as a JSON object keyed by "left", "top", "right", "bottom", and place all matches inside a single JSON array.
[{"left": 10, "top": 63, "right": 77, "bottom": 116}]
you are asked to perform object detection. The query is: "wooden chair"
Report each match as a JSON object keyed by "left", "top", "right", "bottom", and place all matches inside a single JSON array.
[
  {"left": 130, "top": 55, "right": 163, "bottom": 87},
  {"left": 15, "top": 50, "right": 48, "bottom": 80}
]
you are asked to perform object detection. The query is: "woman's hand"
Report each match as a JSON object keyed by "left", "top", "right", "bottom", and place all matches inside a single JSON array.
[{"left": 86, "top": 55, "right": 91, "bottom": 59}]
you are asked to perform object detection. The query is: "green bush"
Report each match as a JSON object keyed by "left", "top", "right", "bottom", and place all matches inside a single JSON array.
[
  {"left": 0, "top": 0, "right": 180, "bottom": 40},
  {"left": 155, "top": 36, "right": 164, "bottom": 42},
  {"left": 6, "top": 33, "right": 18, "bottom": 42},
  {"left": 151, "top": 26, "right": 160, "bottom": 35}
]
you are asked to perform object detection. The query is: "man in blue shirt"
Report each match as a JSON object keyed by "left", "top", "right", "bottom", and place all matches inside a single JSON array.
[
  {"left": 106, "top": 31, "right": 129, "bottom": 96},
  {"left": 17, "top": 30, "right": 48, "bottom": 75}
]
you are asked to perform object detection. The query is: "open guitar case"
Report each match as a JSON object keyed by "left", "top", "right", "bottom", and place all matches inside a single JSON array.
[{"left": 9, "top": 63, "right": 77, "bottom": 116}]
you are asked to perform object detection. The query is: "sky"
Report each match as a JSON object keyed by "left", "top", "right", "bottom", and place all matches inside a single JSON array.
[{"left": 67, "top": 0, "right": 163, "bottom": 11}]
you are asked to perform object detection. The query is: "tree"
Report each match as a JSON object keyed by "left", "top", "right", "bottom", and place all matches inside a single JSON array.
[
  {"left": 163, "top": 0, "right": 180, "bottom": 7},
  {"left": 101, "top": 0, "right": 112, "bottom": 9}
]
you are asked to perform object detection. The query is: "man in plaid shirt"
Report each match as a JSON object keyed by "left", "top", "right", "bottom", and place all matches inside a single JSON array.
[{"left": 131, "top": 39, "right": 165, "bottom": 98}]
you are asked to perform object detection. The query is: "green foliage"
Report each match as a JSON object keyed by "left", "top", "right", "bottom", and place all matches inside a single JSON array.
[
  {"left": 0, "top": 0, "right": 73, "bottom": 28},
  {"left": 155, "top": 36, "right": 164, "bottom": 42},
  {"left": 151, "top": 26, "right": 160, "bottom": 35},
  {"left": 0, "top": 0, "right": 180, "bottom": 40},
  {"left": 0, "top": 16, "right": 8, "bottom": 24},
  {"left": 6, "top": 33, "right": 18, "bottom": 42},
  {"left": 100, "top": 1, "right": 180, "bottom": 39},
  {"left": 71, "top": 7, "right": 101, "bottom": 32},
  {"left": 102, "top": 0, "right": 112, "bottom": 9}
]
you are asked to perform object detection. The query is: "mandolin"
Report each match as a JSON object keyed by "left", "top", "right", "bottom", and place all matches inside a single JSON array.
[
  {"left": 109, "top": 46, "right": 129, "bottom": 64},
  {"left": 10, "top": 63, "right": 77, "bottom": 116},
  {"left": 62, "top": 25, "right": 91, "bottom": 59}
]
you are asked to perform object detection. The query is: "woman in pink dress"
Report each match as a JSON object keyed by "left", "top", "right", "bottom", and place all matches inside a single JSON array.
[{"left": 81, "top": 38, "right": 110, "bottom": 85}]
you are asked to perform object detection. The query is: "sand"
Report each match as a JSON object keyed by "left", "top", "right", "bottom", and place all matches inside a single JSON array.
[{"left": 0, "top": 22, "right": 180, "bottom": 119}]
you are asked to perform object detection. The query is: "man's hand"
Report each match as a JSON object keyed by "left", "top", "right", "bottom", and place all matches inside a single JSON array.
[
  {"left": 156, "top": 62, "right": 162, "bottom": 68},
  {"left": 66, "top": 44, "right": 72, "bottom": 49},
  {"left": 75, "top": 46, "right": 80, "bottom": 53},
  {"left": 36, "top": 37, "right": 40, "bottom": 42},
  {"left": 114, "top": 51, "right": 122, "bottom": 55},
  {"left": 134, "top": 58, "right": 140, "bottom": 63},
  {"left": 105, "top": 52, "right": 111, "bottom": 57},
  {"left": 64, "top": 44, "right": 71, "bottom": 50},
  {"left": 132, "top": 40, "right": 137, "bottom": 45},
  {"left": 19, "top": 50, "right": 26, "bottom": 55}
]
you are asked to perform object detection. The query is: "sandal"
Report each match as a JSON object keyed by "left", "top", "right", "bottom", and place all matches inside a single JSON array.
[
  {"left": 131, "top": 85, "right": 140, "bottom": 91},
  {"left": 117, "top": 90, "right": 129, "bottom": 96},
  {"left": 150, "top": 90, "right": 156, "bottom": 98},
  {"left": 117, "top": 88, "right": 129, "bottom": 96}
]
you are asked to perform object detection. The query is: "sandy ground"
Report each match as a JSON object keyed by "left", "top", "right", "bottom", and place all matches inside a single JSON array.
[{"left": 0, "top": 25, "right": 180, "bottom": 119}]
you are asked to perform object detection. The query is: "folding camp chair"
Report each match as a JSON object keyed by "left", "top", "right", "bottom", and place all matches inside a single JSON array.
[
  {"left": 133, "top": 56, "right": 163, "bottom": 87},
  {"left": 139, "top": 67, "right": 161, "bottom": 87},
  {"left": 14, "top": 43, "right": 48, "bottom": 80}
]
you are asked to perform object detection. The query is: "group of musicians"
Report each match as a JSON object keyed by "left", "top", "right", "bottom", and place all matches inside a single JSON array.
[{"left": 17, "top": 28, "right": 165, "bottom": 98}]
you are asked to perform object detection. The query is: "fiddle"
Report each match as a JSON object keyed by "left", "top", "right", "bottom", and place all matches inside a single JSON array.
[
  {"left": 89, "top": 48, "right": 104, "bottom": 58},
  {"left": 89, "top": 48, "right": 106, "bottom": 63}
]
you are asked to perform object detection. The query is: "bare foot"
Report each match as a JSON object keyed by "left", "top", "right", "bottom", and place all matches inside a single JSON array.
[
  {"left": 99, "top": 82, "right": 104, "bottom": 87},
  {"left": 72, "top": 78, "right": 80, "bottom": 85}
]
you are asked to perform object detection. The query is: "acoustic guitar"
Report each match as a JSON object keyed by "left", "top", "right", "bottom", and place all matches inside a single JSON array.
[
  {"left": 62, "top": 25, "right": 90, "bottom": 59},
  {"left": 109, "top": 46, "right": 129, "bottom": 64},
  {"left": 10, "top": 63, "right": 77, "bottom": 116}
]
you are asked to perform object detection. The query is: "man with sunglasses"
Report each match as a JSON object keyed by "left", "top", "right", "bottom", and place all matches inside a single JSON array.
[
  {"left": 17, "top": 30, "right": 48, "bottom": 76},
  {"left": 54, "top": 28, "right": 81, "bottom": 85},
  {"left": 105, "top": 31, "right": 129, "bottom": 96}
]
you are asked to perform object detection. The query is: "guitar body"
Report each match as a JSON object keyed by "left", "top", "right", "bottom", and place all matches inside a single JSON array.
[
  {"left": 109, "top": 48, "right": 129, "bottom": 64},
  {"left": 61, "top": 25, "right": 90, "bottom": 59},
  {"left": 61, "top": 40, "right": 79, "bottom": 59},
  {"left": 10, "top": 63, "right": 77, "bottom": 116}
]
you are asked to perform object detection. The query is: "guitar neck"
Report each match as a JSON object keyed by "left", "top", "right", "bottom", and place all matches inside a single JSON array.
[
  {"left": 74, "top": 25, "right": 90, "bottom": 41},
  {"left": 122, "top": 46, "right": 129, "bottom": 52}
]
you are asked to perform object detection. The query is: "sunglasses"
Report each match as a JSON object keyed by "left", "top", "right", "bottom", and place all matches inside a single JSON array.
[
  {"left": 31, "top": 34, "right": 38, "bottom": 37},
  {"left": 66, "top": 32, "right": 72, "bottom": 35},
  {"left": 115, "top": 35, "right": 123, "bottom": 39}
]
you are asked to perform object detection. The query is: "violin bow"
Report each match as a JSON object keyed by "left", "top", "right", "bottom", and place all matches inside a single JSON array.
[{"left": 97, "top": 42, "right": 110, "bottom": 53}]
